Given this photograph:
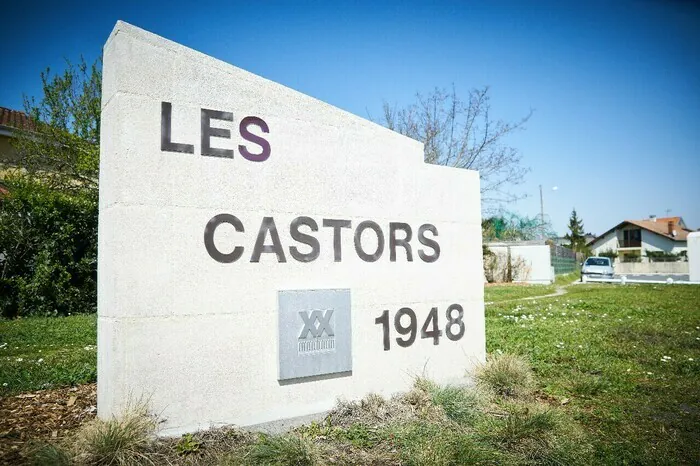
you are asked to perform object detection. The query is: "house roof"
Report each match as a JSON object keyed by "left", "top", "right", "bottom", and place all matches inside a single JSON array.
[
  {"left": 589, "top": 216, "right": 692, "bottom": 247},
  {"left": 626, "top": 218, "right": 691, "bottom": 241},
  {"left": 650, "top": 216, "right": 686, "bottom": 229},
  {"left": 0, "top": 106, "right": 32, "bottom": 132}
]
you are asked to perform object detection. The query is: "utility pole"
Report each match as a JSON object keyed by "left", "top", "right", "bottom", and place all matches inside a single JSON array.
[{"left": 539, "top": 184, "right": 545, "bottom": 239}]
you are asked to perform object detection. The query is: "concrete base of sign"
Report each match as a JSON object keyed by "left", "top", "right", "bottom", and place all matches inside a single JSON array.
[
  {"left": 244, "top": 411, "right": 329, "bottom": 436},
  {"left": 98, "top": 21, "right": 486, "bottom": 436}
]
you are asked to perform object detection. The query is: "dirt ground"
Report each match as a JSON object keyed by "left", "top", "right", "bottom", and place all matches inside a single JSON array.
[{"left": 0, "top": 383, "right": 96, "bottom": 465}]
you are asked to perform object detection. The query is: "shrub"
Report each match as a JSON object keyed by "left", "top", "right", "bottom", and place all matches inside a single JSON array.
[
  {"left": 474, "top": 353, "right": 535, "bottom": 398},
  {"left": 645, "top": 250, "right": 682, "bottom": 262},
  {"left": 621, "top": 252, "right": 641, "bottom": 263},
  {"left": 0, "top": 175, "right": 97, "bottom": 318},
  {"left": 598, "top": 249, "right": 618, "bottom": 260}
]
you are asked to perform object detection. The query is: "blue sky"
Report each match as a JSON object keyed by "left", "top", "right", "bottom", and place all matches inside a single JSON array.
[{"left": 1, "top": 0, "right": 698, "bottom": 235}]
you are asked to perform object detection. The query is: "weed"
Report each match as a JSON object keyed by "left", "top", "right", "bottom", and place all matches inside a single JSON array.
[
  {"left": 340, "top": 424, "right": 382, "bottom": 448},
  {"left": 474, "top": 352, "right": 535, "bottom": 398},
  {"left": 176, "top": 432, "right": 202, "bottom": 456}
]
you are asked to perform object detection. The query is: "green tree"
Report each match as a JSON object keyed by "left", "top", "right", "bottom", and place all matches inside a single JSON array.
[
  {"left": 8, "top": 57, "right": 101, "bottom": 195},
  {"left": 0, "top": 57, "right": 100, "bottom": 318},
  {"left": 564, "top": 208, "right": 587, "bottom": 253},
  {"left": 482, "top": 211, "right": 555, "bottom": 242}
]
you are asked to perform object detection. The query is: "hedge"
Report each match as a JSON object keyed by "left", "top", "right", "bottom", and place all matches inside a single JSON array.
[{"left": 0, "top": 176, "right": 97, "bottom": 318}]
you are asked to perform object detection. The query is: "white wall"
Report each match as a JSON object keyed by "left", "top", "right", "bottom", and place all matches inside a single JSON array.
[
  {"left": 689, "top": 232, "right": 700, "bottom": 282},
  {"left": 591, "top": 230, "right": 618, "bottom": 255},
  {"left": 671, "top": 242, "right": 688, "bottom": 254},
  {"left": 98, "top": 22, "right": 485, "bottom": 435},
  {"left": 486, "top": 243, "right": 553, "bottom": 284},
  {"left": 615, "top": 262, "right": 688, "bottom": 274},
  {"left": 642, "top": 229, "right": 684, "bottom": 254}
]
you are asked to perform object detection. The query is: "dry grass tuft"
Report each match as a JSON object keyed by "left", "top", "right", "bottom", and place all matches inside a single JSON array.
[
  {"left": 70, "top": 401, "right": 159, "bottom": 466},
  {"left": 329, "top": 380, "right": 445, "bottom": 429},
  {"left": 473, "top": 353, "right": 535, "bottom": 399}
]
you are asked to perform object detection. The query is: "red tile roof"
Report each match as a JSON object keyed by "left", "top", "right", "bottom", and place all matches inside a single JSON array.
[
  {"left": 627, "top": 217, "right": 691, "bottom": 241},
  {"left": 590, "top": 216, "right": 692, "bottom": 246},
  {"left": 0, "top": 107, "right": 32, "bottom": 131}
]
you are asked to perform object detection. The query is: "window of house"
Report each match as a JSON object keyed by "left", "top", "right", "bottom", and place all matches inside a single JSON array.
[{"left": 622, "top": 229, "right": 641, "bottom": 247}]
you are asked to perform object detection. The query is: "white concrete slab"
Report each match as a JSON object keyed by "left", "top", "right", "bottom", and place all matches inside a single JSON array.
[{"left": 98, "top": 21, "right": 485, "bottom": 435}]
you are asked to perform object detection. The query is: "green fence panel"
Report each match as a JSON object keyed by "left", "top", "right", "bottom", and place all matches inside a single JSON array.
[{"left": 550, "top": 245, "right": 578, "bottom": 275}]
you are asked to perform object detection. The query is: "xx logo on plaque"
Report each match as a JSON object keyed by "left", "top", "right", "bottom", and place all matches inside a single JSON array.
[
  {"left": 278, "top": 290, "right": 351, "bottom": 381},
  {"left": 298, "top": 310, "right": 335, "bottom": 353}
]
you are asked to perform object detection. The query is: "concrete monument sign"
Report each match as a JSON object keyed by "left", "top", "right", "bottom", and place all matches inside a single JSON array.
[
  {"left": 689, "top": 232, "right": 700, "bottom": 283},
  {"left": 98, "top": 21, "right": 485, "bottom": 435}
]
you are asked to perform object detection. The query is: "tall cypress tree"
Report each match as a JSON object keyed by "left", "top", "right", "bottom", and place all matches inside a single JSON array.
[{"left": 565, "top": 208, "right": 587, "bottom": 253}]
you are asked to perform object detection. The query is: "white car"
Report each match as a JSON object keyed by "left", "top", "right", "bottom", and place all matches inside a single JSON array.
[{"left": 581, "top": 257, "right": 614, "bottom": 280}]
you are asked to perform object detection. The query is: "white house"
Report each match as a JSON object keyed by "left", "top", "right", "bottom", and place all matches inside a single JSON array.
[{"left": 589, "top": 216, "right": 692, "bottom": 263}]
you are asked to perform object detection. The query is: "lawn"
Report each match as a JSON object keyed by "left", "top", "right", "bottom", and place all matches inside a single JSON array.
[
  {"left": 0, "top": 314, "right": 96, "bottom": 396},
  {"left": 484, "top": 283, "right": 557, "bottom": 303},
  {"left": 487, "top": 284, "right": 700, "bottom": 463},
  {"left": 2, "top": 282, "right": 699, "bottom": 465},
  {"left": 484, "top": 271, "right": 579, "bottom": 303}
]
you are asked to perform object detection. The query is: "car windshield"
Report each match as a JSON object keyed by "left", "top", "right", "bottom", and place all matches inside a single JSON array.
[{"left": 585, "top": 258, "right": 610, "bottom": 266}]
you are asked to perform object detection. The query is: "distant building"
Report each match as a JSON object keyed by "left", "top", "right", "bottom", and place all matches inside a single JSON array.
[
  {"left": 0, "top": 106, "right": 30, "bottom": 165},
  {"left": 588, "top": 216, "right": 692, "bottom": 261}
]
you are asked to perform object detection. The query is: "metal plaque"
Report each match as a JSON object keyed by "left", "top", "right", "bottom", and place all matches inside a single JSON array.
[{"left": 278, "top": 289, "right": 352, "bottom": 381}]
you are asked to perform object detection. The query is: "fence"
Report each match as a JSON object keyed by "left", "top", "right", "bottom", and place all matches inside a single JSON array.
[{"left": 550, "top": 245, "right": 578, "bottom": 275}]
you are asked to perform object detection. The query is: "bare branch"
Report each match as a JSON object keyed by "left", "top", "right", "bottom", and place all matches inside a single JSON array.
[{"left": 379, "top": 86, "right": 531, "bottom": 207}]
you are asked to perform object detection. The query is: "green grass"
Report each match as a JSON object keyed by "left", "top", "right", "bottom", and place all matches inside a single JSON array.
[
  {"left": 0, "top": 314, "right": 96, "bottom": 395},
  {"left": 554, "top": 270, "right": 580, "bottom": 286},
  {"left": 245, "top": 434, "right": 319, "bottom": 466},
  {"left": 487, "top": 284, "right": 700, "bottom": 464},
  {"left": 7, "top": 282, "right": 700, "bottom": 465},
  {"left": 484, "top": 272, "right": 580, "bottom": 304},
  {"left": 484, "top": 283, "right": 557, "bottom": 303}
]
